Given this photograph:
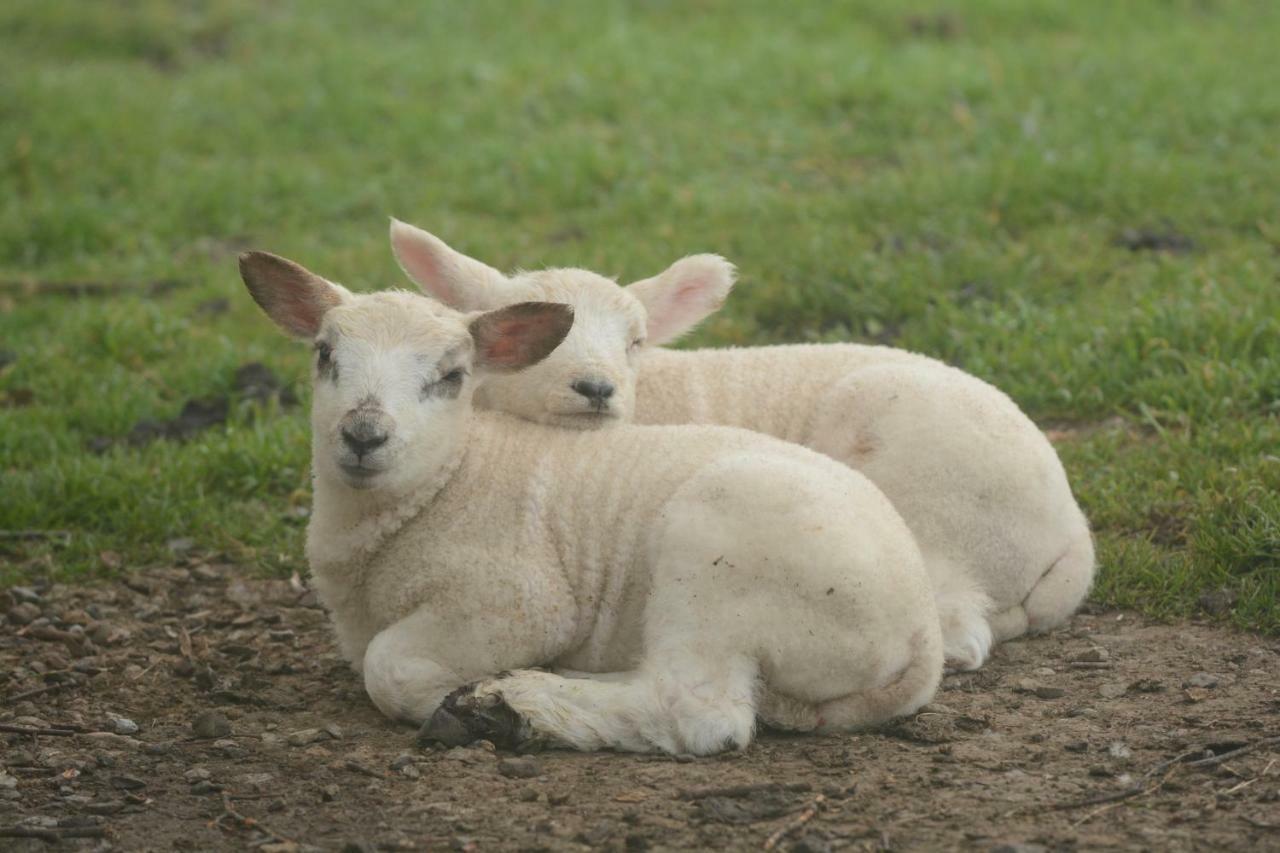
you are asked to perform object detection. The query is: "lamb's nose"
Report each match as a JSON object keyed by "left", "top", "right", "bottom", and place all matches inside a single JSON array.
[
  {"left": 341, "top": 424, "right": 389, "bottom": 457},
  {"left": 571, "top": 379, "right": 615, "bottom": 405}
]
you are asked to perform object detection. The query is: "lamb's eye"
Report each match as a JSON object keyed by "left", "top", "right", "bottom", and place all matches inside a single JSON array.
[
  {"left": 315, "top": 342, "right": 337, "bottom": 378},
  {"left": 421, "top": 367, "right": 467, "bottom": 400},
  {"left": 628, "top": 337, "right": 645, "bottom": 351}
]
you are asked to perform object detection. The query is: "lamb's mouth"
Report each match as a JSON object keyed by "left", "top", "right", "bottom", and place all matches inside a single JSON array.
[{"left": 339, "top": 462, "right": 386, "bottom": 487}]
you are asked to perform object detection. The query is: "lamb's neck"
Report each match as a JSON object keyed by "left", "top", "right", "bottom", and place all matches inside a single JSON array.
[{"left": 306, "top": 450, "right": 465, "bottom": 577}]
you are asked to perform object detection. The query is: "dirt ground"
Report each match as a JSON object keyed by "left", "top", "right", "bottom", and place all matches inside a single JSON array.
[{"left": 2, "top": 562, "right": 1278, "bottom": 852}]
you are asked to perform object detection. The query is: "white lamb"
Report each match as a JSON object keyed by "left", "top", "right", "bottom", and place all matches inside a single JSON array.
[
  {"left": 238, "top": 250, "right": 943, "bottom": 755},
  {"left": 390, "top": 220, "right": 1096, "bottom": 671}
]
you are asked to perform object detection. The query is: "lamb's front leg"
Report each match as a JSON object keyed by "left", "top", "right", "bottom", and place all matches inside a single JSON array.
[
  {"left": 361, "top": 605, "right": 555, "bottom": 725},
  {"left": 422, "top": 656, "right": 760, "bottom": 755}
]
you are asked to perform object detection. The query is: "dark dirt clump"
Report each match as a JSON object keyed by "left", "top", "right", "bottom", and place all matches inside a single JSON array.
[
  {"left": 2, "top": 566, "right": 1278, "bottom": 851},
  {"left": 1114, "top": 226, "right": 1195, "bottom": 254}
]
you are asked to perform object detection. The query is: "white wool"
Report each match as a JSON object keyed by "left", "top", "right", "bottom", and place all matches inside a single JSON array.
[
  {"left": 242, "top": 252, "right": 943, "bottom": 755},
  {"left": 389, "top": 222, "right": 1096, "bottom": 670}
]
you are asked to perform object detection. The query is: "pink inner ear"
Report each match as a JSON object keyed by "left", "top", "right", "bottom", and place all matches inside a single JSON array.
[
  {"left": 484, "top": 319, "right": 531, "bottom": 365},
  {"left": 397, "top": 240, "right": 457, "bottom": 305},
  {"left": 674, "top": 279, "right": 709, "bottom": 306}
]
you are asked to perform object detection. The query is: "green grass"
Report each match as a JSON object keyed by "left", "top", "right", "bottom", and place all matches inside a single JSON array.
[{"left": 2, "top": 0, "right": 1277, "bottom": 633}]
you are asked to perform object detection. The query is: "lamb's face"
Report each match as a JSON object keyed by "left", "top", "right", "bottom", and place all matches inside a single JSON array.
[
  {"left": 310, "top": 293, "right": 477, "bottom": 493},
  {"left": 474, "top": 270, "right": 647, "bottom": 429},
  {"left": 390, "top": 219, "right": 737, "bottom": 431}
]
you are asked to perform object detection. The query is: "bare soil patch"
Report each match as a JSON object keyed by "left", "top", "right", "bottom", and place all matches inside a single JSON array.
[{"left": 2, "top": 565, "right": 1278, "bottom": 851}]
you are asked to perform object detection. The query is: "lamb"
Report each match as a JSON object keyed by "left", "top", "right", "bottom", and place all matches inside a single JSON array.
[
  {"left": 238, "top": 249, "right": 943, "bottom": 755},
  {"left": 389, "top": 220, "right": 1096, "bottom": 671}
]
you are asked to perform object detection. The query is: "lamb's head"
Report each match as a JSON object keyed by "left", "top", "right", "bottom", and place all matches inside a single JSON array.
[
  {"left": 238, "top": 251, "right": 573, "bottom": 494},
  {"left": 391, "top": 219, "right": 735, "bottom": 429}
]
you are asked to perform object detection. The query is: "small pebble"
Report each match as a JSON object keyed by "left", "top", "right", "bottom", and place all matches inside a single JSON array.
[
  {"left": 1034, "top": 686, "right": 1065, "bottom": 700},
  {"left": 518, "top": 787, "right": 540, "bottom": 802},
  {"left": 1184, "top": 672, "right": 1219, "bottom": 689},
  {"left": 110, "top": 774, "right": 147, "bottom": 790},
  {"left": 498, "top": 757, "right": 542, "bottom": 779},
  {"left": 184, "top": 768, "right": 212, "bottom": 783},
  {"left": 192, "top": 711, "right": 232, "bottom": 739},
  {"left": 287, "top": 728, "right": 329, "bottom": 746},
  {"left": 9, "top": 586, "right": 42, "bottom": 604},
  {"left": 109, "top": 717, "right": 139, "bottom": 736},
  {"left": 7, "top": 602, "right": 42, "bottom": 625}
]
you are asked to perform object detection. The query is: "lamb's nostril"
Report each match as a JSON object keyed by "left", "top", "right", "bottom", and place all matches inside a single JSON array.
[
  {"left": 341, "top": 426, "right": 389, "bottom": 456},
  {"left": 571, "top": 379, "right": 615, "bottom": 404}
]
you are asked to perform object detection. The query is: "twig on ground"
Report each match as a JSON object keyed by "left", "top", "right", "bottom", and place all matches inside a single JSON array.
[
  {"left": 1142, "top": 749, "right": 1202, "bottom": 779},
  {"left": 1070, "top": 801, "right": 1124, "bottom": 828},
  {"left": 0, "top": 723, "right": 83, "bottom": 737},
  {"left": 762, "top": 794, "right": 825, "bottom": 850},
  {"left": 0, "top": 825, "right": 107, "bottom": 840},
  {"left": 5, "top": 682, "right": 72, "bottom": 703},
  {"left": 344, "top": 760, "right": 389, "bottom": 780},
  {"left": 1184, "top": 736, "right": 1280, "bottom": 769},
  {"left": 1224, "top": 778, "right": 1257, "bottom": 796},
  {"left": 679, "top": 781, "right": 811, "bottom": 800},
  {"left": 217, "top": 794, "right": 296, "bottom": 846},
  {"left": 1051, "top": 783, "right": 1159, "bottom": 812}
]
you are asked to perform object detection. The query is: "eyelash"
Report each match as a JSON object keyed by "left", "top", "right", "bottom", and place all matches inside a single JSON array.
[
  {"left": 421, "top": 367, "right": 467, "bottom": 400},
  {"left": 315, "top": 342, "right": 337, "bottom": 378}
]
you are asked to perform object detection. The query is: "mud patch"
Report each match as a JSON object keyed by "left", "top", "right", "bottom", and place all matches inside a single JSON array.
[
  {"left": 1114, "top": 226, "right": 1195, "bottom": 254},
  {"left": 1, "top": 568, "right": 1278, "bottom": 851}
]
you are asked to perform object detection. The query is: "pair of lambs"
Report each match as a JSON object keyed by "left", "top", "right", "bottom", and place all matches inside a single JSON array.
[{"left": 237, "top": 222, "right": 1093, "bottom": 755}]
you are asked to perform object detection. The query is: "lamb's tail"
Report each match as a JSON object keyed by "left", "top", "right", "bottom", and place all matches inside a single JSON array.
[{"left": 814, "top": 628, "right": 943, "bottom": 731}]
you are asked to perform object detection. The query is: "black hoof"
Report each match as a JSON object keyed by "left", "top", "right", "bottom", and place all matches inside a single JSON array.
[
  {"left": 416, "top": 683, "right": 542, "bottom": 751},
  {"left": 416, "top": 706, "right": 472, "bottom": 748}
]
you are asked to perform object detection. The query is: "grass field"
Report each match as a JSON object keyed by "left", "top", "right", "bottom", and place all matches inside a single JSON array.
[{"left": 2, "top": 1, "right": 1278, "bottom": 633}]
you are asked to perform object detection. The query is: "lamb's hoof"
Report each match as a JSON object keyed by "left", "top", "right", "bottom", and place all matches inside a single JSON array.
[
  {"left": 417, "top": 683, "right": 541, "bottom": 751},
  {"left": 417, "top": 706, "right": 471, "bottom": 748}
]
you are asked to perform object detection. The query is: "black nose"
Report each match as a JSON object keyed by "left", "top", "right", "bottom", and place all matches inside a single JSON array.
[
  {"left": 341, "top": 423, "right": 388, "bottom": 456},
  {"left": 571, "top": 379, "right": 615, "bottom": 405}
]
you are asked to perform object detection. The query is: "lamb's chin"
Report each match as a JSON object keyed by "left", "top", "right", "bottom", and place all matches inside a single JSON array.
[{"left": 541, "top": 411, "right": 620, "bottom": 430}]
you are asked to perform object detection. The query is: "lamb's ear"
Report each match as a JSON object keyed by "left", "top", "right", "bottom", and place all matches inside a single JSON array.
[
  {"left": 625, "top": 254, "right": 736, "bottom": 345},
  {"left": 238, "top": 251, "right": 351, "bottom": 338},
  {"left": 390, "top": 218, "right": 509, "bottom": 311},
  {"left": 469, "top": 302, "right": 574, "bottom": 373}
]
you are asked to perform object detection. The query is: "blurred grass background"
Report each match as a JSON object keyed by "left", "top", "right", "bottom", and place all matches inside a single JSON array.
[{"left": 1, "top": 0, "right": 1277, "bottom": 632}]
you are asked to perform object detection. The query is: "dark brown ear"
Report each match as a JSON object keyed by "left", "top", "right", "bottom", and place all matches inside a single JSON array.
[
  {"left": 238, "top": 251, "right": 348, "bottom": 338},
  {"left": 469, "top": 302, "right": 574, "bottom": 372}
]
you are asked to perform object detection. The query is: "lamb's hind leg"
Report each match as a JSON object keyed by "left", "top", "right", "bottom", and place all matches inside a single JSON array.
[
  {"left": 427, "top": 653, "right": 759, "bottom": 755},
  {"left": 993, "top": 529, "right": 1096, "bottom": 640}
]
